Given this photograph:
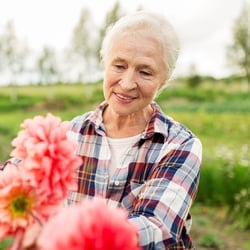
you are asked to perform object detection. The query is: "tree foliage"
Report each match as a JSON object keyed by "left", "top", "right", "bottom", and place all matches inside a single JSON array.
[
  {"left": 0, "top": 21, "right": 29, "bottom": 102},
  {"left": 0, "top": 2, "right": 125, "bottom": 85},
  {"left": 0, "top": 20, "right": 28, "bottom": 83},
  {"left": 70, "top": 8, "right": 93, "bottom": 61},
  {"left": 67, "top": 8, "right": 95, "bottom": 82},
  {"left": 227, "top": 2, "right": 250, "bottom": 84},
  {"left": 37, "top": 46, "right": 58, "bottom": 84},
  {"left": 95, "top": 1, "right": 123, "bottom": 62},
  {"left": 186, "top": 64, "right": 202, "bottom": 88},
  {"left": 67, "top": 2, "right": 124, "bottom": 82}
]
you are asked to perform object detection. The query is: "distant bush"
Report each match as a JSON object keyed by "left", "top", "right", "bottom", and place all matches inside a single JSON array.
[
  {"left": 196, "top": 158, "right": 250, "bottom": 229},
  {"left": 197, "top": 162, "right": 249, "bottom": 205},
  {"left": 186, "top": 74, "right": 202, "bottom": 88},
  {"left": 198, "top": 234, "right": 224, "bottom": 249},
  {"left": 230, "top": 187, "right": 250, "bottom": 230}
]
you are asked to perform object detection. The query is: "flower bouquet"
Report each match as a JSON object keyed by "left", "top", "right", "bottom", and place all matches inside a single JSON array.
[{"left": 0, "top": 114, "right": 140, "bottom": 250}]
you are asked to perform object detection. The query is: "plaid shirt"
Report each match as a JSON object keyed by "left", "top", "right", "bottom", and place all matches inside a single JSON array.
[{"left": 66, "top": 101, "right": 202, "bottom": 250}]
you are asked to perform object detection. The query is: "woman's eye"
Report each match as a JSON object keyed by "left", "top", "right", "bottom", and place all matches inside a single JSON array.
[
  {"left": 111, "top": 64, "right": 125, "bottom": 72},
  {"left": 140, "top": 71, "right": 152, "bottom": 77},
  {"left": 115, "top": 65, "right": 124, "bottom": 70}
]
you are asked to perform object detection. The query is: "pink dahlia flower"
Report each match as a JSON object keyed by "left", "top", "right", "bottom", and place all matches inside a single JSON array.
[
  {"left": 0, "top": 164, "right": 35, "bottom": 241},
  {"left": 38, "top": 198, "right": 141, "bottom": 250},
  {"left": 10, "top": 113, "right": 82, "bottom": 217}
]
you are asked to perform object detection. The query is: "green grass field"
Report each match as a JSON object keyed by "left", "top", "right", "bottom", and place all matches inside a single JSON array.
[{"left": 0, "top": 80, "right": 249, "bottom": 248}]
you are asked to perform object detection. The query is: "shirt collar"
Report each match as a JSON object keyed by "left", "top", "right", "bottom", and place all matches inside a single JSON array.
[
  {"left": 87, "top": 101, "right": 169, "bottom": 140},
  {"left": 143, "top": 102, "right": 169, "bottom": 140}
]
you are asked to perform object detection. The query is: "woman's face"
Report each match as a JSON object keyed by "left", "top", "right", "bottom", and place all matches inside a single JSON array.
[{"left": 103, "top": 32, "right": 167, "bottom": 117}]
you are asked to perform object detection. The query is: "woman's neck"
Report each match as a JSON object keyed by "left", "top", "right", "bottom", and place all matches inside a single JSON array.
[{"left": 103, "top": 105, "right": 153, "bottom": 138}]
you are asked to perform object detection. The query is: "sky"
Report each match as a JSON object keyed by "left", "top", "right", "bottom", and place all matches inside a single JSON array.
[{"left": 0, "top": 0, "right": 247, "bottom": 79}]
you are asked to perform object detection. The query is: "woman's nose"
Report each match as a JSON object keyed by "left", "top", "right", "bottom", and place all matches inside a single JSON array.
[{"left": 119, "top": 70, "right": 137, "bottom": 89}]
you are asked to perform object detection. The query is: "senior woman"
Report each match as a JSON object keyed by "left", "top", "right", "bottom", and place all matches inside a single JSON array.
[{"left": 67, "top": 11, "right": 202, "bottom": 250}]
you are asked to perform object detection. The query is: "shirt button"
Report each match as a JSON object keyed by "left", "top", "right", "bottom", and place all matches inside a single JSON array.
[{"left": 114, "top": 180, "right": 120, "bottom": 186}]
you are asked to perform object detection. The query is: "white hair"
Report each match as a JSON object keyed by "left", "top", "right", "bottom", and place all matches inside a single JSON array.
[{"left": 100, "top": 10, "right": 180, "bottom": 81}]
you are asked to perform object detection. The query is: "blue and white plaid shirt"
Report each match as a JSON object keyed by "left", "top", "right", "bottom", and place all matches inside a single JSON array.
[{"left": 66, "top": 101, "right": 202, "bottom": 250}]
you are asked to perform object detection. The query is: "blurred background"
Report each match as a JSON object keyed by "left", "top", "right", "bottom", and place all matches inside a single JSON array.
[
  {"left": 0, "top": 0, "right": 249, "bottom": 249},
  {"left": 0, "top": 0, "right": 249, "bottom": 85}
]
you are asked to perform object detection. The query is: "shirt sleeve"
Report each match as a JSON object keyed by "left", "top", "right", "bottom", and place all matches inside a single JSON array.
[{"left": 128, "top": 137, "right": 202, "bottom": 249}]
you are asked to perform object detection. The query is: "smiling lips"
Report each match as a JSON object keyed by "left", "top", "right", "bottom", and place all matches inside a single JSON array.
[{"left": 114, "top": 92, "right": 136, "bottom": 104}]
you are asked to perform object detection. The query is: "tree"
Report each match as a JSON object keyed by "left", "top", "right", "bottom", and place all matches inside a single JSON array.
[
  {"left": 186, "top": 64, "right": 202, "bottom": 88},
  {"left": 227, "top": 2, "right": 250, "bottom": 85},
  {"left": 95, "top": 1, "right": 124, "bottom": 62},
  {"left": 0, "top": 20, "right": 29, "bottom": 102},
  {"left": 37, "top": 46, "right": 58, "bottom": 85},
  {"left": 0, "top": 21, "right": 28, "bottom": 82},
  {"left": 66, "top": 3, "right": 124, "bottom": 83},
  {"left": 67, "top": 8, "right": 95, "bottom": 83}
]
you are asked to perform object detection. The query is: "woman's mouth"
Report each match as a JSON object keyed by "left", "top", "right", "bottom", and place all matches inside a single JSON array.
[{"left": 115, "top": 93, "right": 136, "bottom": 103}]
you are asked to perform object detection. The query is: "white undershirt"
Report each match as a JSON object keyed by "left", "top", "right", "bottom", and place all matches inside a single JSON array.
[{"left": 107, "top": 133, "right": 142, "bottom": 177}]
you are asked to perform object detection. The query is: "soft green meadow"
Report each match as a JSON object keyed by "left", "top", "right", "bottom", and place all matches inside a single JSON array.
[{"left": 0, "top": 79, "right": 249, "bottom": 248}]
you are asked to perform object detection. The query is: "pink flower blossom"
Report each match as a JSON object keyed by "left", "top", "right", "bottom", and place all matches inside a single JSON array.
[
  {"left": 38, "top": 198, "right": 141, "bottom": 250},
  {"left": 10, "top": 113, "right": 82, "bottom": 218},
  {"left": 0, "top": 113, "right": 83, "bottom": 248},
  {"left": 0, "top": 164, "right": 35, "bottom": 241}
]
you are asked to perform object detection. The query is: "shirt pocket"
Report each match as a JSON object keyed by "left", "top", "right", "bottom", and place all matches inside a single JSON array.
[{"left": 121, "top": 181, "right": 146, "bottom": 211}]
